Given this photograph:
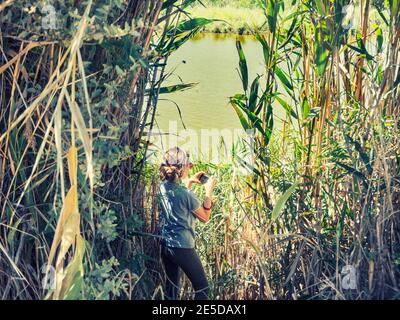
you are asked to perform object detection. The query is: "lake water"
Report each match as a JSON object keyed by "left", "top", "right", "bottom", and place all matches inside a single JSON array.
[{"left": 152, "top": 33, "right": 285, "bottom": 163}]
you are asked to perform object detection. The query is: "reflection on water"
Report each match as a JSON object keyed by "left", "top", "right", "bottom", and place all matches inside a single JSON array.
[{"left": 152, "top": 33, "right": 284, "bottom": 162}]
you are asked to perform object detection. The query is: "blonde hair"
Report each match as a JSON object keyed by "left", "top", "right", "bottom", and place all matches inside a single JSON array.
[{"left": 159, "top": 147, "right": 190, "bottom": 183}]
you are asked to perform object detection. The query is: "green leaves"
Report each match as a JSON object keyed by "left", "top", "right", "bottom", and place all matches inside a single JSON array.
[
  {"left": 161, "top": 0, "right": 199, "bottom": 10},
  {"left": 275, "top": 95, "right": 298, "bottom": 119},
  {"left": 264, "top": 104, "right": 274, "bottom": 145},
  {"left": 314, "top": 0, "right": 327, "bottom": 16},
  {"left": 255, "top": 32, "right": 270, "bottom": 66},
  {"left": 236, "top": 40, "right": 249, "bottom": 92},
  {"left": 345, "top": 134, "right": 373, "bottom": 175},
  {"left": 232, "top": 39, "right": 276, "bottom": 146},
  {"left": 171, "top": 17, "right": 215, "bottom": 35},
  {"left": 390, "top": 0, "right": 399, "bottom": 17},
  {"left": 313, "top": 10, "right": 335, "bottom": 77},
  {"left": 275, "top": 66, "right": 293, "bottom": 93},
  {"left": 279, "top": 10, "right": 302, "bottom": 49},
  {"left": 230, "top": 91, "right": 273, "bottom": 147},
  {"left": 335, "top": 161, "right": 368, "bottom": 188},
  {"left": 102, "top": 38, "right": 149, "bottom": 70},
  {"left": 373, "top": 24, "right": 384, "bottom": 53},
  {"left": 301, "top": 96, "right": 310, "bottom": 120},
  {"left": 347, "top": 33, "right": 375, "bottom": 62},
  {"left": 266, "top": 0, "right": 281, "bottom": 33},
  {"left": 230, "top": 94, "right": 250, "bottom": 130},
  {"left": 231, "top": 101, "right": 250, "bottom": 131},
  {"left": 315, "top": 44, "right": 329, "bottom": 76},
  {"left": 315, "top": 29, "right": 330, "bottom": 76},
  {"left": 249, "top": 75, "right": 261, "bottom": 112},
  {"left": 271, "top": 182, "right": 298, "bottom": 221},
  {"left": 158, "top": 17, "right": 215, "bottom": 55},
  {"left": 155, "top": 82, "right": 198, "bottom": 95}
]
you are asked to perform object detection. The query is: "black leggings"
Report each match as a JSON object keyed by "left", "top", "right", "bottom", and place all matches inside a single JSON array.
[{"left": 161, "top": 245, "right": 209, "bottom": 300}]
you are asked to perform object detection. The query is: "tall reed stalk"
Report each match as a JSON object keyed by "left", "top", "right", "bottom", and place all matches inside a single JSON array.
[
  {"left": 227, "top": 0, "right": 400, "bottom": 299},
  {"left": 0, "top": 0, "right": 211, "bottom": 299}
]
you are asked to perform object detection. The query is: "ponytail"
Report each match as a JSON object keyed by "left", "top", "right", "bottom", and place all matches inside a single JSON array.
[
  {"left": 159, "top": 147, "right": 189, "bottom": 183},
  {"left": 160, "top": 164, "right": 183, "bottom": 182}
]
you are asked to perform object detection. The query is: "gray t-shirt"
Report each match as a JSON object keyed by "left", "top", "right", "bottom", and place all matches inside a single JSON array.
[{"left": 158, "top": 181, "right": 201, "bottom": 248}]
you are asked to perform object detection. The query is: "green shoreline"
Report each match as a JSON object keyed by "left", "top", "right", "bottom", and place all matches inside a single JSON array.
[{"left": 189, "top": 5, "right": 265, "bottom": 35}]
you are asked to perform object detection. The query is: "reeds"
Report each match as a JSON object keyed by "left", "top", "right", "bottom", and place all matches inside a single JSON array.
[
  {"left": 0, "top": 0, "right": 210, "bottom": 299},
  {"left": 221, "top": 0, "right": 400, "bottom": 299},
  {"left": 0, "top": 0, "right": 398, "bottom": 300}
]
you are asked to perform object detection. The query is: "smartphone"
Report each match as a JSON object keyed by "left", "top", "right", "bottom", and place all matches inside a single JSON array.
[{"left": 199, "top": 174, "right": 209, "bottom": 184}]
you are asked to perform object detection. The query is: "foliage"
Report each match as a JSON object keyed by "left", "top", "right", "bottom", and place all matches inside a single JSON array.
[
  {"left": 225, "top": 0, "right": 400, "bottom": 299},
  {"left": 0, "top": 0, "right": 399, "bottom": 301},
  {"left": 0, "top": 0, "right": 213, "bottom": 300},
  {"left": 188, "top": 5, "right": 265, "bottom": 34}
]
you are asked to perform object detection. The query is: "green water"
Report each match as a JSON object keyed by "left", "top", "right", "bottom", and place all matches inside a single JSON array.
[{"left": 153, "top": 33, "right": 285, "bottom": 161}]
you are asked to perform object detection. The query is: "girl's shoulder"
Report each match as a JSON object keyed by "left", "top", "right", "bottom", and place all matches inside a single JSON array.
[
  {"left": 160, "top": 181, "right": 187, "bottom": 195},
  {"left": 160, "top": 181, "right": 197, "bottom": 199}
]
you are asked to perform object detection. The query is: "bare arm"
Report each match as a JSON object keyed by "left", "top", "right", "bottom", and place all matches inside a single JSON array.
[
  {"left": 193, "top": 192, "right": 212, "bottom": 223},
  {"left": 191, "top": 176, "right": 216, "bottom": 223}
]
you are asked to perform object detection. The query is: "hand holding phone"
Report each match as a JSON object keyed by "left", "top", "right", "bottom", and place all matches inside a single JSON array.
[
  {"left": 188, "top": 171, "right": 206, "bottom": 187},
  {"left": 203, "top": 176, "right": 217, "bottom": 195},
  {"left": 199, "top": 174, "right": 209, "bottom": 184}
]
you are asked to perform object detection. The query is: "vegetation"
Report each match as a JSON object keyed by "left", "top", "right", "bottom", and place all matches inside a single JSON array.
[
  {"left": 0, "top": 0, "right": 212, "bottom": 299},
  {"left": 200, "top": 0, "right": 260, "bottom": 7},
  {"left": 1, "top": 0, "right": 399, "bottom": 300},
  {"left": 191, "top": 0, "right": 400, "bottom": 299},
  {"left": 188, "top": 5, "right": 265, "bottom": 34}
]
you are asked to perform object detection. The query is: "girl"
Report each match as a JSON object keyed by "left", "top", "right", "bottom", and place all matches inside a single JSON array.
[{"left": 158, "top": 147, "right": 217, "bottom": 300}]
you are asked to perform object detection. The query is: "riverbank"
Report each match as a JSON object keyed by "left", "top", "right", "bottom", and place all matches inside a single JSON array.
[{"left": 188, "top": 5, "right": 265, "bottom": 35}]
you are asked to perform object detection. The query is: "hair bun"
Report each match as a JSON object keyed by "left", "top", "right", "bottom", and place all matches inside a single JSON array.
[
  {"left": 165, "top": 165, "right": 177, "bottom": 175},
  {"left": 160, "top": 164, "right": 180, "bottom": 182},
  {"left": 159, "top": 147, "right": 189, "bottom": 182}
]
